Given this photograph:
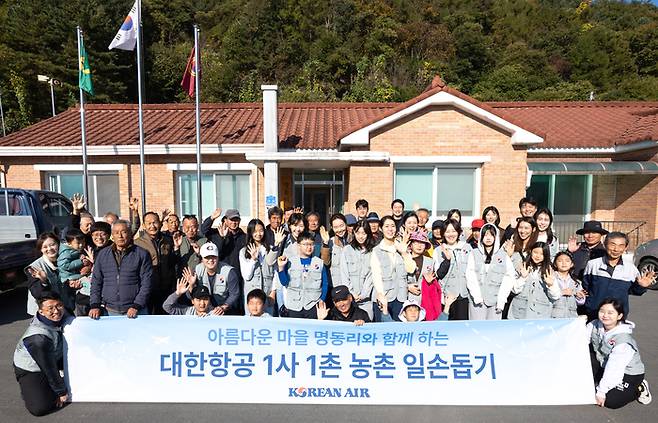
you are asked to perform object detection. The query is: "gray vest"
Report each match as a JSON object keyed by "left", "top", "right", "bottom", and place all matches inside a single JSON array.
[
  {"left": 329, "top": 238, "right": 345, "bottom": 286},
  {"left": 406, "top": 255, "right": 433, "bottom": 303},
  {"left": 341, "top": 246, "right": 372, "bottom": 300},
  {"left": 14, "top": 315, "right": 68, "bottom": 372},
  {"left": 438, "top": 244, "right": 470, "bottom": 298},
  {"left": 471, "top": 248, "right": 508, "bottom": 307},
  {"left": 194, "top": 262, "right": 233, "bottom": 306},
  {"left": 509, "top": 271, "right": 556, "bottom": 319},
  {"left": 373, "top": 245, "right": 407, "bottom": 302},
  {"left": 241, "top": 248, "right": 275, "bottom": 296},
  {"left": 285, "top": 256, "right": 324, "bottom": 311},
  {"left": 551, "top": 274, "right": 580, "bottom": 318},
  {"left": 591, "top": 326, "right": 645, "bottom": 375}
]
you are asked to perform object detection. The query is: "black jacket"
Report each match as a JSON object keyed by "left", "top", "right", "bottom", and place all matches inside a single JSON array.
[
  {"left": 200, "top": 217, "right": 246, "bottom": 274},
  {"left": 571, "top": 242, "right": 607, "bottom": 281},
  {"left": 326, "top": 303, "right": 371, "bottom": 323}
]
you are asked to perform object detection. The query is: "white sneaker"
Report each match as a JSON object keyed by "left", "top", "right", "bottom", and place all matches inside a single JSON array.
[{"left": 638, "top": 379, "right": 652, "bottom": 405}]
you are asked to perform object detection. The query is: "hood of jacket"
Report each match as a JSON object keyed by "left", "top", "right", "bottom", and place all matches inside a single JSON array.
[{"left": 398, "top": 300, "right": 426, "bottom": 322}]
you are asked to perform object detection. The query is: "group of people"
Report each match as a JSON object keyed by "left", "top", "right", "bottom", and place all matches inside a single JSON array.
[{"left": 13, "top": 195, "right": 654, "bottom": 415}]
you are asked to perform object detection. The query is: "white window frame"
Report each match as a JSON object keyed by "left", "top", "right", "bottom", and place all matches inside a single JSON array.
[
  {"left": 175, "top": 170, "right": 253, "bottom": 222},
  {"left": 46, "top": 171, "right": 120, "bottom": 219},
  {"left": 393, "top": 163, "right": 482, "bottom": 225}
]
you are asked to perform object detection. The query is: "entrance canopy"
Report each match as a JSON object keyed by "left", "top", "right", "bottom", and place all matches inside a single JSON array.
[{"left": 528, "top": 161, "right": 658, "bottom": 175}]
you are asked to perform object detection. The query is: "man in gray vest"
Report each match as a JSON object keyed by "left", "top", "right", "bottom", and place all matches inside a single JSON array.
[
  {"left": 13, "top": 292, "right": 74, "bottom": 416},
  {"left": 184, "top": 242, "right": 240, "bottom": 315}
]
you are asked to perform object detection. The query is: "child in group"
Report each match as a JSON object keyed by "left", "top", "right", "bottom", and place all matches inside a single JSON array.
[
  {"left": 398, "top": 299, "right": 426, "bottom": 322},
  {"left": 551, "top": 251, "right": 586, "bottom": 318},
  {"left": 239, "top": 219, "right": 279, "bottom": 316},
  {"left": 57, "top": 228, "right": 92, "bottom": 315},
  {"left": 588, "top": 298, "right": 652, "bottom": 408},
  {"left": 507, "top": 242, "right": 562, "bottom": 319},
  {"left": 246, "top": 289, "right": 271, "bottom": 317},
  {"left": 407, "top": 231, "right": 446, "bottom": 321},
  {"left": 465, "top": 224, "right": 516, "bottom": 320},
  {"left": 340, "top": 220, "right": 375, "bottom": 320},
  {"left": 277, "top": 231, "right": 329, "bottom": 319},
  {"left": 163, "top": 279, "right": 214, "bottom": 316}
]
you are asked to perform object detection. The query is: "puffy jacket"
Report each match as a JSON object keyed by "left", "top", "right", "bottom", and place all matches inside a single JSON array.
[{"left": 90, "top": 244, "right": 153, "bottom": 313}]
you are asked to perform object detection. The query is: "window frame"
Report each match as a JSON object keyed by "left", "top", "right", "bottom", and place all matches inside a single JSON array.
[
  {"left": 175, "top": 170, "right": 253, "bottom": 221},
  {"left": 393, "top": 164, "right": 481, "bottom": 223},
  {"left": 46, "top": 171, "right": 119, "bottom": 219}
]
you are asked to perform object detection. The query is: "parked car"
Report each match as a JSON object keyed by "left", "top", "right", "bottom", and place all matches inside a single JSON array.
[
  {"left": 0, "top": 188, "right": 73, "bottom": 292},
  {"left": 634, "top": 238, "right": 658, "bottom": 291}
]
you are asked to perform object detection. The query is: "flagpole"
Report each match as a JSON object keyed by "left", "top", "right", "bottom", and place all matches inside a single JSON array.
[
  {"left": 77, "top": 26, "right": 90, "bottom": 205},
  {"left": 194, "top": 25, "right": 202, "bottom": 221},
  {"left": 136, "top": 0, "right": 146, "bottom": 216}
]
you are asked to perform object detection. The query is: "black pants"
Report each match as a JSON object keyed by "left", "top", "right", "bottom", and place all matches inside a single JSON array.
[
  {"left": 285, "top": 307, "right": 318, "bottom": 319},
  {"left": 14, "top": 366, "right": 62, "bottom": 417},
  {"left": 590, "top": 348, "right": 644, "bottom": 409},
  {"left": 149, "top": 290, "right": 169, "bottom": 315},
  {"left": 373, "top": 299, "right": 403, "bottom": 322},
  {"left": 448, "top": 296, "right": 469, "bottom": 320}
]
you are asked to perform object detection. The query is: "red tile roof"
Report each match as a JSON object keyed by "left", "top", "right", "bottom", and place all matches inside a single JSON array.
[
  {"left": 1, "top": 78, "right": 656, "bottom": 152},
  {"left": 0, "top": 102, "right": 396, "bottom": 150},
  {"left": 489, "top": 101, "right": 658, "bottom": 149}
]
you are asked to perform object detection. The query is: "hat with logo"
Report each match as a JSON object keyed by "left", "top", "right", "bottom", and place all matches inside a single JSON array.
[
  {"left": 191, "top": 285, "right": 211, "bottom": 299},
  {"left": 200, "top": 242, "right": 219, "bottom": 258},
  {"left": 331, "top": 285, "right": 351, "bottom": 302}
]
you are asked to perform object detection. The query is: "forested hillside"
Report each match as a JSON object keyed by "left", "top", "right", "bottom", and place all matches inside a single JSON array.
[{"left": 1, "top": 0, "right": 657, "bottom": 133}]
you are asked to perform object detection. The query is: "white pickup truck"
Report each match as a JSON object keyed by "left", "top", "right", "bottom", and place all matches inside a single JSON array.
[{"left": 0, "top": 189, "right": 73, "bottom": 292}]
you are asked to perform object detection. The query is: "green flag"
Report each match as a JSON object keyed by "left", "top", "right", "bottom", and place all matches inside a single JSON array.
[{"left": 79, "top": 38, "right": 94, "bottom": 96}]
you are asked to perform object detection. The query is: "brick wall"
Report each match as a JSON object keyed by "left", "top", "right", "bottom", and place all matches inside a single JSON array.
[
  {"left": 614, "top": 175, "right": 658, "bottom": 242},
  {"left": 590, "top": 175, "right": 616, "bottom": 222},
  {"left": 358, "top": 105, "right": 528, "bottom": 223}
]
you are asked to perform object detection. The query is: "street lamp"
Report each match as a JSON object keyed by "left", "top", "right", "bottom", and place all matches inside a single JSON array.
[{"left": 37, "top": 75, "right": 60, "bottom": 117}]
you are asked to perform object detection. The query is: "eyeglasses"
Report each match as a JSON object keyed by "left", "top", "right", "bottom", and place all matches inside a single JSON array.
[
  {"left": 42, "top": 304, "right": 64, "bottom": 312},
  {"left": 300, "top": 242, "right": 315, "bottom": 247}
]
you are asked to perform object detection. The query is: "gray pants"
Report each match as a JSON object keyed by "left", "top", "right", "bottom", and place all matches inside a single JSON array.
[{"left": 468, "top": 302, "right": 502, "bottom": 320}]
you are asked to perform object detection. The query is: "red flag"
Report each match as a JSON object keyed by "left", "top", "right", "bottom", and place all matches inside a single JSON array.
[{"left": 181, "top": 47, "right": 198, "bottom": 97}]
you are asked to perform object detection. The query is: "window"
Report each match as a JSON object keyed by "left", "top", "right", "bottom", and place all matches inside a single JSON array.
[
  {"left": 526, "top": 174, "right": 592, "bottom": 220},
  {"left": 47, "top": 172, "right": 119, "bottom": 217},
  {"left": 177, "top": 172, "right": 251, "bottom": 220},
  {"left": 394, "top": 166, "right": 479, "bottom": 218}
]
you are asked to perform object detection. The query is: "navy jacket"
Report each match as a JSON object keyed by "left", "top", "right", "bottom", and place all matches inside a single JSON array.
[
  {"left": 90, "top": 244, "right": 153, "bottom": 313},
  {"left": 200, "top": 217, "right": 246, "bottom": 273},
  {"left": 582, "top": 256, "right": 645, "bottom": 318}
]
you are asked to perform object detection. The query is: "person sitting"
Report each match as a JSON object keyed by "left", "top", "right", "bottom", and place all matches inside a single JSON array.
[
  {"left": 316, "top": 285, "right": 370, "bottom": 325},
  {"left": 13, "top": 292, "right": 73, "bottom": 416},
  {"left": 163, "top": 280, "right": 215, "bottom": 317}
]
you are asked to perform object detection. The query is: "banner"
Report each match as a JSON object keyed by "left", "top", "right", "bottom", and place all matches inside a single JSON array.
[{"left": 64, "top": 317, "right": 595, "bottom": 405}]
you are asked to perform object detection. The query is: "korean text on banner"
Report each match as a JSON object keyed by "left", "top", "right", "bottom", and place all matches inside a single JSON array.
[{"left": 64, "top": 317, "right": 595, "bottom": 405}]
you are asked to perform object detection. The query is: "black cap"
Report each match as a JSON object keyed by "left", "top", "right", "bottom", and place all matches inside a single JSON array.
[
  {"left": 432, "top": 220, "right": 446, "bottom": 230},
  {"left": 191, "top": 285, "right": 211, "bottom": 299},
  {"left": 331, "top": 285, "right": 351, "bottom": 302},
  {"left": 576, "top": 220, "right": 609, "bottom": 236}
]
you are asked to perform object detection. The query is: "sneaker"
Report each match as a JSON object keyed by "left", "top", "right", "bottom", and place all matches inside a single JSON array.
[{"left": 638, "top": 379, "right": 652, "bottom": 405}]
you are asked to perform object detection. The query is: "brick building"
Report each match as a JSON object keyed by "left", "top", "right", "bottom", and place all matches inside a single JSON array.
[{"left": 1, "top": 76, "right": 657, "bottom": 247}]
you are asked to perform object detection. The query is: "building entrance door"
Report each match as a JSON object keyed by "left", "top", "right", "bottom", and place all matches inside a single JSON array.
[{"left": 303, "top": 186, "right": 330, "bottom": 228}]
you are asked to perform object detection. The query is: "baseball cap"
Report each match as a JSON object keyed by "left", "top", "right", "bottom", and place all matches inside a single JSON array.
[
  {"left": 200, "top": 242, "right": 218, "bottom": 258},
  {"left": 471, "top": 219, "right": 486, "bottom": 230},
  {"left": 225, "top": 209, "right": 241, "bottom": 220},
  {"left": 331, "top": 285, "right": 351, "bottom": 302},
  {"left": 191, "top": 285, "right": 211, "bottom": 299}
]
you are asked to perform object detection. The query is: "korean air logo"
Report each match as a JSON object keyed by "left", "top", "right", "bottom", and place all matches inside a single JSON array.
[{"left": 288, "top": 387, "right": 370, "bottom": 398}]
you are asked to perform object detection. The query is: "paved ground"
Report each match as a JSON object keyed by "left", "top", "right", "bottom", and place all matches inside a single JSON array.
[{"left": 1, "top": 287, "right": 656, "bottom": 423}]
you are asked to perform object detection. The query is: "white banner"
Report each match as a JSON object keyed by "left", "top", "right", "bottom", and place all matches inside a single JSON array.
[{"left": 64, "top": 316, "right": 595, "bottom": 405}]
